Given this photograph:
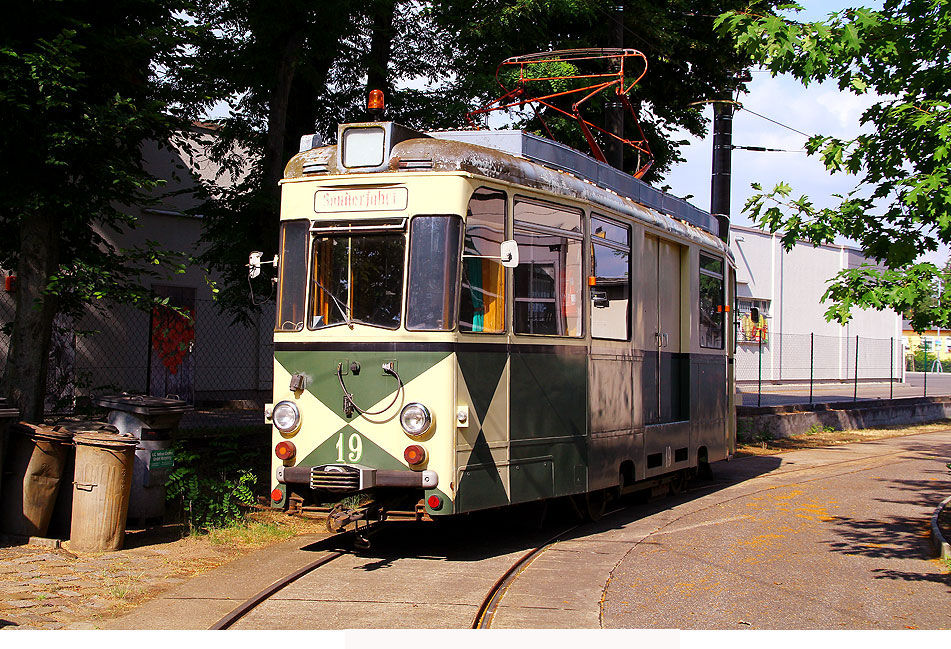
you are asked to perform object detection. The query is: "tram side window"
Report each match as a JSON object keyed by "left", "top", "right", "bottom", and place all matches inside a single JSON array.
[
  {"left": 275, "top": 220, "right": 308, "bottom": 331},
  {"left": 407, "top": 215, "right": 462, "bottom": 330},
  {"left": 460, "top": 188, "right": 506, "bottom": 333},
  {"left": 513, "top": 199, "right": 584, "bottom": 337},
  {"left": 699, "top": 253, "right": 725, "bottom": 349},
  {"left": 590, "top": 215, "right": 631, "bottom": 340}
]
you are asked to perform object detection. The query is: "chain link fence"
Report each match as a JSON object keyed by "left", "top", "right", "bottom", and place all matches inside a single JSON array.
[
  {"left": 0, "top": 292, "right": 274, "bottom": 430},
  {"left": 734, "top": 331, "right": 937, "bottom": 406}
]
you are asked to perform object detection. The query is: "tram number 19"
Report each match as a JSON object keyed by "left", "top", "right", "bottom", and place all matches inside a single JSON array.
[{"left": 335, "top": 432, "right": 363, "bottom": 463}]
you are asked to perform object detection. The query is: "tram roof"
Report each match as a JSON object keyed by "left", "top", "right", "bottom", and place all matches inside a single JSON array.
[{"left": 285, "top": 122, "right": 730, "bottom": 255}]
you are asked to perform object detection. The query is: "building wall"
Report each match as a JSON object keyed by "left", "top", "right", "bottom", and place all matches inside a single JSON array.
[
  {"left": 0, "top": 132, "right": 274, "bottom": 411},
  {"left": 731, "top": 225, "right": 903, "bottom": 383}
]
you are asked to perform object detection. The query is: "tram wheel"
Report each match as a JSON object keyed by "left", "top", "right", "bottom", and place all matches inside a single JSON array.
[
  {"left": 668, "top": 470, "right": 687, "bottom": 495},
  {"left": 582, "top": 489, "right": 607, "bottom": 522}
]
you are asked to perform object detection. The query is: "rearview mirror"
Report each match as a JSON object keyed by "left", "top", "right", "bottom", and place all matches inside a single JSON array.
[{"left": 500, "top": 240, "right": 519, "bottom": 268}]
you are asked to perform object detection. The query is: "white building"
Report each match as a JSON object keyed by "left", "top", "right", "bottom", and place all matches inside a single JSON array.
[{"left": 731, "top": 224, "right": 904, "bottom": 383}]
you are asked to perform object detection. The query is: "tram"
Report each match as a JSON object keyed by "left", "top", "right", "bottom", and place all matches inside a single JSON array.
[{"left": 261, "top": 64, "right": 736, "bottom": 526}]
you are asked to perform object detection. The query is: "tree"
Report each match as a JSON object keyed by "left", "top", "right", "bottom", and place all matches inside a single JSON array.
[
  {"left": 180, "top": 0, "right": 778, "bottom": 314},
  {"left": 717, "top": 0, "right": 951, "bottom": 332},
  {"left": 0, "top": 1, "right": 188, "bottom": 420}
]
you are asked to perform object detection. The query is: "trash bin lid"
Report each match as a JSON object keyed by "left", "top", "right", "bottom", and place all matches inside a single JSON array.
[
  {"left": 95, "top": 393, "right": 193, "bottom": 415},
  {"left": 10, "top": 422, "right": 74, "bottom": 442},
  {"left": 53, "top": 421, "right": 120, "bottom": 437},
  {"left": 74, "top": 430, "right": 138, "bottom": 449}
]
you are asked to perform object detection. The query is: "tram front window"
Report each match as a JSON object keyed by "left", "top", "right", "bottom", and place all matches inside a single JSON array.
[{"left": 309, "top": 230, "right": 405, "bottom": 330}]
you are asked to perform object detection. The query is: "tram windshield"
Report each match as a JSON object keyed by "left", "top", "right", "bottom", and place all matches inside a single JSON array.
[{"left": 309, "top": 228, "right": 405, "bottom": 330}]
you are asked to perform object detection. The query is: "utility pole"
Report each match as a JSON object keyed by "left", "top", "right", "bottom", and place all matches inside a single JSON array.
[
  {"left": 605, "top": 3, "right": 625, "bottom": 171},
  {"left": 710, "top": 72, "right": 750, "bottom": 244},
  {"left": 710, "top": 97, "right": 734, "bottom": 244}
]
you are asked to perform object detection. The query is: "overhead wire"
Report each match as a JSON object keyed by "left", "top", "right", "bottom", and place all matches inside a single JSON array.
[{"left": 596, "top": 5, "right": 815, "bottom": 148}]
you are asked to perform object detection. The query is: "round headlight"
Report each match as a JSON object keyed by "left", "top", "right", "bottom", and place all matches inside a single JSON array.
[
  {"left": 400, "top": 403, "right": 432, "bottom": 436},
  {"left": 272, "top": 400, "right": 301, "bottom": 434}
]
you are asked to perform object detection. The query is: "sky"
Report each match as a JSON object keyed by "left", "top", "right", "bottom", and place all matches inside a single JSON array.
[{"left": 660, "top": 1, "right": 950, "bottom": 262}]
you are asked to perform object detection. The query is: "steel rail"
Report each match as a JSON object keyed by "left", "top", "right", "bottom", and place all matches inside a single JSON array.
[
  {"left": 471, "top": 524, "right": 580, "bottom": 629},
  {"left": 211, "top": 548, "right": 347, "bottom": 630}
]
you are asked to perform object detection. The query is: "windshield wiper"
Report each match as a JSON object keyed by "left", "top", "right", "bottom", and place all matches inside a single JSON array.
[{"left": 312, "top": 278, "right": 354, "bottom": 329}]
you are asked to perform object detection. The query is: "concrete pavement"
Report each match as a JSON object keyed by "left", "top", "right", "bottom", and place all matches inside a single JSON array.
[{"left": 99, "top": 431, "right": 951, "bottom": 630}]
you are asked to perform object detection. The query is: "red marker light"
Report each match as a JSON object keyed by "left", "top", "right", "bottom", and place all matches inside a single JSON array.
[
  {"left": 404, "top": 444, "right": 427, "bottom": 466},
  {"left": 427, "top": 495, "right": 442, "bottom": 510},
  {"left": 271, "top": 488, "right": 284, "bottom": 503},
  {"left": 275, "top": 441, "right": 296, "bottom": 461}
]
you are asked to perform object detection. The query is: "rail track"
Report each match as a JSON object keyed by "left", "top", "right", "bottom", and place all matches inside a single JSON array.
[{"left": 208, "top": 509, "right": 589, "bottom": 630}]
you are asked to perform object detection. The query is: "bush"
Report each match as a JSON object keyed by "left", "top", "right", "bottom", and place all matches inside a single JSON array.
[{"left": 166, "top": 433, "right": 267, "bottom": 533}]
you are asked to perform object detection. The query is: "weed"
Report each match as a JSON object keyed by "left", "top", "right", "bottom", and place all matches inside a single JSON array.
[
  {"left": 753, "top": 428, "right": 774, "bottom": 446},
  {"left": 35, "top": 593, "right": 48, "bottom": 601},
  {"left": 804, "top": 424, "right": 835, "bottom": 436}
]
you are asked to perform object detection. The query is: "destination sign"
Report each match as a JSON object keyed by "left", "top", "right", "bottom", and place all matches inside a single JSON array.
[{"left": 315, "top": 187, "right": 408, "bottom": 213}]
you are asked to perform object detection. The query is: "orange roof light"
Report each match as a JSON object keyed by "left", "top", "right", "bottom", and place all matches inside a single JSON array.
[{"left": 368, "top": 89, "right": 384, "bottom": 119}]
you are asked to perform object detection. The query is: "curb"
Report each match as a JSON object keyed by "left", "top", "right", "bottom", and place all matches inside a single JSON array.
[
  {"left": 930, "top": 495, "right": 951, "bottom": 561},
  {"left": 0, "top": 533, "right": 63, "bottom": 549}
]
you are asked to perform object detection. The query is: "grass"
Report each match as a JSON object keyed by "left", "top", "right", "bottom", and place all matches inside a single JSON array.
[
  {"left": 205, "top": 520, "right": 298, "bottom": 546},
  {"left": 198, "top": 509, "right": 327, "bottom": 547},
  {"left": 737, "top": 420, "right": 951, "bottom": 456}
]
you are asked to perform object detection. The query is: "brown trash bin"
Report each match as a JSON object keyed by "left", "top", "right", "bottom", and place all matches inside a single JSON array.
[
  {"left": 47, "top": 422, "right": 119, "bottom": 540},
  {"left": 0, "top": 423, "right": 72, "bottom": 538},
  {"left": 69, "top": 430, "right": 138, "bottom": 552},
  {"left": 0, "top": 398, "right": 20, "bottom": 504}
]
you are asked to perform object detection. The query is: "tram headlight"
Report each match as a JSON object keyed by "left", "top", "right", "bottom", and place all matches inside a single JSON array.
[
  {"left": 272, "top": 400, "right": 301, "bottom": 434},
  {"left": 400, "top": 403, "right": 432, "bottom": 437}
]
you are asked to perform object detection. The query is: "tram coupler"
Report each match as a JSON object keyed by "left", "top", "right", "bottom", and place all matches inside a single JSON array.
[{"left": 326, "top": 501, "right": 382, "bottom": 533}]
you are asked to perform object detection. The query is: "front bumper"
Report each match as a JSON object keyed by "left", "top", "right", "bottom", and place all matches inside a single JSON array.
[{"left": 276, "top": 463, "right": 438, "bottom": 493}]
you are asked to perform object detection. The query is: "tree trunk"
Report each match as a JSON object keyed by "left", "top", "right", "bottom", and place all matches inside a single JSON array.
[
  {"left": 2, "top": 212, "right": 61, "bottom": 422},
  {"left": 262, "top": 27, "right": 306, "bottom": 203},
  {"left": 367, "top": 0, "right": 397, "bottom": 100}
]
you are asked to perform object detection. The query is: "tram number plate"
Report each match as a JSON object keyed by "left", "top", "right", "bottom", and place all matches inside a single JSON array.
[
  {"left": 149, "top": 449, "right": 175, "bottom": 469},
  {"left": 335, "top": 432, "right": 363, "bottom": 463}
]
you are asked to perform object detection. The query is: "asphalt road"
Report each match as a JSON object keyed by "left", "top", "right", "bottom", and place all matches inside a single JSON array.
[{"left": 600, "top": 431, "right": 951, "bottom": 629}]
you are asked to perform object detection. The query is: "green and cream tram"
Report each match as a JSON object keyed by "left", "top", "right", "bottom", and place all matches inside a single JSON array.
[{"left": 263, "top": 119, "right": 736, "bottom": 524}]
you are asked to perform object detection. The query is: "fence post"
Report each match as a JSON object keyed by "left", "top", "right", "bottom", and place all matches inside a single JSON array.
[
  {"left": 854, "top": 334, "right": 859, "bottom": 401},
  {"left": 757, "top": 334, "right": 763, "bottom": 407},
  {"left": 890, "top": 337, "right": 894, "bottom": 400},
  {"left": 809, "top": 332, "right": 814, "bottom": 405},
  {"left": 145, "top": 306, "right": 154, "bottom": 396},
  {"left": 924, "top": 348, "right": 928, "bottom": 397}
]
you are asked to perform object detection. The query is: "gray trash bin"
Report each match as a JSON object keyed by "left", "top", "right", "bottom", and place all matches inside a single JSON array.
[
  {"left": 0, "top": 398, "right": 20, "bottom": 504},
  {"left": 96, "top": 394, "right": 193, "bottom": 522}
]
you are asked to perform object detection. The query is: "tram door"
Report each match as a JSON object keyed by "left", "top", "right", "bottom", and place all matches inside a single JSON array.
[{"left": 642, "top": 235, "right": 684, "bottom": 424}]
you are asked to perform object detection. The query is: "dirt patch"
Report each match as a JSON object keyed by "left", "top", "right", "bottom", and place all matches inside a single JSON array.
[
  {"left": 736, "top": 421, "right": 951, "bottom": 457},
  {"left": 738, "top": 421, "right": 951, "bottom": 572},
  {"left": 0, "top": 510, "right": 328, "bottom": 630}
]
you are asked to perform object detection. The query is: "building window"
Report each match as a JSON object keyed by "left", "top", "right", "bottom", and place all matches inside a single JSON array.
[{"left": 737, "top": 297, "right": 770, "bottom": 344}]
